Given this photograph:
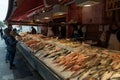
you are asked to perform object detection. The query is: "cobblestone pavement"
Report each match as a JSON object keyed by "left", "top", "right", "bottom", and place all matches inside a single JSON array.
[{"left": 0, "top": 38, "right": 44, "bottom": 80}]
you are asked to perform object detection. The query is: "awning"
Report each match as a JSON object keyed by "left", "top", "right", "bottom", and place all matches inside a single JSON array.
[
  {"left": 6, "top": 0, "right": 73, "bottom": 24},
  {"left": 4, "top": 0, "right": 15, "bottom": 22},
  {"left": 10, "top": 0, "right": 44, "bottom": 21},
  {"left": 11, "top": 5, "right": 44, "bottom": 21}
]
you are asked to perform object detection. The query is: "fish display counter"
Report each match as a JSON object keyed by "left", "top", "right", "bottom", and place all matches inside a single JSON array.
[
  {"left": 17, "top": 34, "right": 120, "bottom": 80},
  {"left": 17, "top": 42, "right": 64, "bottom": 80}
]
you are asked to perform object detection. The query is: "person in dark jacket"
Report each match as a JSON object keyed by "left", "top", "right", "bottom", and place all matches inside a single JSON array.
[
  {"left": 0, "top": 27, "right": 3, "bottom": 39},
  {"left": 6, "top": 29, "right": 18, "bottom": 69},
  {"left": 116, "top": 28, "right": 120, "bottom": 42},
  {"left": 31, "top": 27, "right": 37, "bottom": 34},
  {"left": 3, "top": 28, "right": 11, "bottom": 63},
  {"left": 13, "top": 28, "right": 20, "bottom": 36}
]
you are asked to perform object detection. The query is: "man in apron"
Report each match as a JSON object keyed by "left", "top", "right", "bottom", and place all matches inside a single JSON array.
[{"left": 108, "top": 24, "right": 120, "bottom": 51}]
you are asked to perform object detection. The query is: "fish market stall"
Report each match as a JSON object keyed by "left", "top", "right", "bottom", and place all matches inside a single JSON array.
[{"left": 17, "top": 34, "right": 120, "bottom": 80}]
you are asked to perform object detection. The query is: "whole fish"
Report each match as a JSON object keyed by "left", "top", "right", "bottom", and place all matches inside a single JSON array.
[
  {"left": 101, "top": 71, "right": 114, "bottom": 80},
  {"left": 69, "top": 69, "right": 85, "bottom": 79}
]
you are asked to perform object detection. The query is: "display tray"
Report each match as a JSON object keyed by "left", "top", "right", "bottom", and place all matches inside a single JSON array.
[
  {"left": 17, "top": 40, "right": 120, "bottom": 80},
  {"left": 17, "top": 42, "right": 64, "bottom": 80}
]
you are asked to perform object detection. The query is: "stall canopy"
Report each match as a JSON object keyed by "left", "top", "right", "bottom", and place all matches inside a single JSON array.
[
  {"left": 5, "top": 0, "right": 73, "bottom": 25},
  {"left": 11, "top": 0, "right": 44, "bottom": 21}
]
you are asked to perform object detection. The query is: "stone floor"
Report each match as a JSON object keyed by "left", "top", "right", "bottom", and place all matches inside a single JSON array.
[{"left": 0, "top": 37, "right": 44, "bottom": 80}]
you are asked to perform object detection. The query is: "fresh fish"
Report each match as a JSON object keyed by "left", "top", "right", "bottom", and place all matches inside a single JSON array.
[
  {"left": 52, "top": 55, "right": 61, "bottom": 60},
  {"left": 82, "top": 77, "right": 98, "bottom": 80},
  {"left": 43, "top": 54, "right": 50, "bottom": 57},
  {"left": 62, "top": 61, "right": 76, "bottom": 71},
  {"left": 48, "top": 49, "right": 66, "bottom": 58},
  {"left": 45, "top": 45, "right": 55, "bottom": 50},
  {"left": 110, "top": 72, "right": 120, "bottom": 80},
  {"left": 112, "top": 62, "right": 120, "bottom": 70},
  {"left": 53, "top": 56, "right": 65, "bottom": 63},
  {"left": 91, "top": 71, "right": 101, "bottom": 78},
  {"left": 51, "top": 50, "right": 68, "bottom": 59},
  {"left": 97, "top": 70, "right": 106, "bottom": 80},
  {"left": 69, "top": 69, "right": 85, "bottom": 79},
  {"left": 48, "top": 52, "right": 60, "bottom": 58},
  {"left": 34, "top": 46, "right": 44, "bottom": 53},
  {"left": 78, "top": 69, "right": 91, "bottom": 80},
  {"left": 101, "top": 71, "right": 114, "bottom": 80},
  {"left": 104, "top": 59, "right": 113, "bottom": 66},
  {"left": 64, "top": 50, "right": 71, "bottom": 55},
  {"left": 82, "top": 54, "right": 97, "bottom": 64},
  {"left": 53, "top": 50, "right": 71, "bottom": 60},
  {"left": 70, "top": 64, "right": 86, "bottom": 71},
  {"left": 85, "top": 57, "right": 100, "bottom": 69},
  {"left": 111, "top": 77, "right": 120, "bottom": 80},
  {"left": 73, "top": 68, "right": 89, "bottom": 80}
]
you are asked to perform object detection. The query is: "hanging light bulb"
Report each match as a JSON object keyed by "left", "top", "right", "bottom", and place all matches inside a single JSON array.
[{"left": 83, "top": 4, "right": 91, "bottom": 7}]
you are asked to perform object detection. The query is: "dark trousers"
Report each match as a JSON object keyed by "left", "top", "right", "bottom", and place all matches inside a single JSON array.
[
  {"left": 6, "top": 50, "right": 10, "bottom": 61},
  {"left": 0, "top": 32, "right": 3, "bottom": 39},
  {"left": 8, "top": 50, "right": 16, "bottom": 65}
]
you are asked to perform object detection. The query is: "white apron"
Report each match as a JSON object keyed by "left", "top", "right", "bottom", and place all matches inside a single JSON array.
[
  {"left": 108, "top": 34, "right": 120, "bottom": 50},
  {"left": 47, "top": 27, "right": 54, "bottom": 37}
]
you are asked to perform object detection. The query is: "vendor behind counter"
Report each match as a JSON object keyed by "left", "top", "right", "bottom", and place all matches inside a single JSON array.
[
  {"left": 71, "top": 24, "right": 83, "bottom": 42},
  {"left": 31, "top": 27, "right": 37, "bottom": 34},
  {"left": 108, "top": 24, "right": 120, "bottom": 51}
]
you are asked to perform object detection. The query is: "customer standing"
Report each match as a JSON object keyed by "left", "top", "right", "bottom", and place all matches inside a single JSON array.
[
  {"left": 3, "top": 28, "right": 11, "bottom": 63},
  {"left": 108, "top": 24, "right": 120, "bottom": 50},
  {"left": 0, "top": 27, "right": 3, "bottom": 39},
  {"left": 13, "top": 28, "right": 20, "bottom": 36},
  {"left": 6, "top": 29, "right": 18, "bottom": 69},
  {"left": 31, "top": 27, "right": 37, "bottom": 34}
]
